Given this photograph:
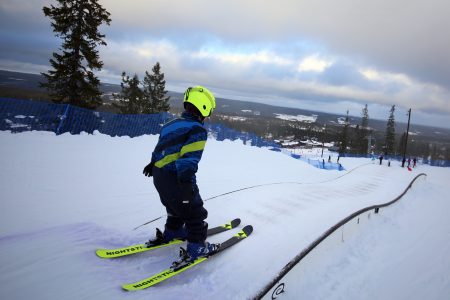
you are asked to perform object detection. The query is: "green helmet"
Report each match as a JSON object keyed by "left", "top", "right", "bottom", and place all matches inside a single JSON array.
[{"left": 183, "top": 86, "right": 216, "bottom": 117}]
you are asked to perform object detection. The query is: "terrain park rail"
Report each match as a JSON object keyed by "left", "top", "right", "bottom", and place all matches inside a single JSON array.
[{"left": 254, "top": 173, "right": 427, "bottom": 299}]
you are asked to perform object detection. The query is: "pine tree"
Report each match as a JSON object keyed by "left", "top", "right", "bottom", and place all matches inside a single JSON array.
[
  {"left": 40, "top": 0, "right": 111, "bottom": 109},
  {"left": 113, "top": 72, "right": 144, "bottom": 114},
  {"left": 356, "top": 104, "right": 369, "bottom": 154},
  {"left": 384, "top": 105, "right": 396, "bottom": 155},
  {"left": 143, "top": 62, "right": 170, "bottom": 114},
  {"left": 339, "top": 110, "right": 349, "bottom": 154}
]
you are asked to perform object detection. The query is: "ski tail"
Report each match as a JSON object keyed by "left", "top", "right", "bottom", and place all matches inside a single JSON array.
[{"left": 207, "top": 218, "right": 240, "bottom": 235}]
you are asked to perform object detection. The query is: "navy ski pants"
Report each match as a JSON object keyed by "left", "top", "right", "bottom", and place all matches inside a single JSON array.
[{"left": 152, "top": 167, "right": 208, "bottom": 243}]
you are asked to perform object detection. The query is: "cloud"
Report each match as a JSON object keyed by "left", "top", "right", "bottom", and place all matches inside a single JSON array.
[
  {"left": 298, "top": 55, "right": 333, "bottom": 73},
  {"left": 105, "top": 0, "right": 450, "bottom": 86},
  {"left": 360, "top": 68, "right": 412, "bottom": 87},
  {"left": 193, "top": 49, "right": 292, "bottom": 67},
  {"left": 0, "top": 59, "right": 48, "bottom": 74},
  {"left": 1, "top": 0, "right": 450, "bottom": 128}
]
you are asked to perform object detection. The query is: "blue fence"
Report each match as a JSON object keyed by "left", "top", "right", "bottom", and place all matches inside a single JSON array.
[
  {"left": 0, "top": 97, "right": 170, "bottom": 137},
  {"left": 2, "top": 97, "right": 448, "bottom": 169},
  {"left": 0, "top": 97, "right": 281, "bottom": 148}
]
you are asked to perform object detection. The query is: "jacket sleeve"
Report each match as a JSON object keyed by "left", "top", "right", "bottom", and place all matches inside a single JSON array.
[{"left": 175, "top": 125, "right": 207, "bottom": 183}]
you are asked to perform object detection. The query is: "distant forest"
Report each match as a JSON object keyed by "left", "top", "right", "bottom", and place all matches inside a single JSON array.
[{"left": 1, "top": 70, "right": 449, "bottom": 161}]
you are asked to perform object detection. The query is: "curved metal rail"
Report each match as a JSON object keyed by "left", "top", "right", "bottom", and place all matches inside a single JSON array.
[{"left": 254, "top": 173, "right": 427, "bottom": 299}]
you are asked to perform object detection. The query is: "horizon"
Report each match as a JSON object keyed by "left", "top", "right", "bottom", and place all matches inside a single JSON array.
[
  {"left": 1, "top": 1, "right": 449, "bottom": 128},
  {"left": 1, "top": 1, "right": 450, "bottom": 129},
  {"left": 1, "top": 68, "right": 449, "bottom": 131}
]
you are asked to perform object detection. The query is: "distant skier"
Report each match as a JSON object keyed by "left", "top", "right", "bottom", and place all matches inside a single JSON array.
[
  {"left": 413, "top": 158, "right": 417, "bottom": 167},
  {"left": 407, "top": 158, "right": 411, "bottom": 168},
  {"left": 379, "top": 155, "right": 383, "bottom": 165},
  {"left": 143, "top": 86, "right": 219, "bottom": 263},
  {"left": 328, "top": 155, "right": 331, "bottom": 163}
]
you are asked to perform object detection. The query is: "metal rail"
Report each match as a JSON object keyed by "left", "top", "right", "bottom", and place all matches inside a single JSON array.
[{"left": 254, "top": 173, "right": 427, "bottom": 299}]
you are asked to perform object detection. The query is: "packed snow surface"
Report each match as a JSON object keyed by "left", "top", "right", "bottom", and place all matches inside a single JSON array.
[{"left": 0, "top": 130, "right": 449, "bottom": 300}]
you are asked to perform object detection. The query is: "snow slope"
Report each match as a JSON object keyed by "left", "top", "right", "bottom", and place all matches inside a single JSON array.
[{"left": 0, "top": 131, "right": 449, "bottom": 300}]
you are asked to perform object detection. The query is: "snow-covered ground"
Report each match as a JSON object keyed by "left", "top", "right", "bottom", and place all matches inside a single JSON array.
[
  {"left": 274, "top": 113, "right": 318, "bottom": 123},
  {"left": 0, "top": 130, "right": 449, "bottom": 300}
]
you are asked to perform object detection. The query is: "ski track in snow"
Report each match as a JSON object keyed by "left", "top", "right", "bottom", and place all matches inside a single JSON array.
[{"left": 0, "top": 131, "right": 449, "bottom": 300}]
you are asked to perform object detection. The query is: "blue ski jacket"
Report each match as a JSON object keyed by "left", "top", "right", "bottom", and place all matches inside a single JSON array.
[{"left": 151, "top": 112, "right": 207, "bottom": 183}]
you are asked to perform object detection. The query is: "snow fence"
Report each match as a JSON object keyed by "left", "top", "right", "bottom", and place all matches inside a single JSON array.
[
  {"left": 255, "top": 173, "right": 427, "bottom": 300},
  {"left": 0, "top": 97, "right": 348, "bottom": 171},
  {"left": 0, "top": 97, "right": 275, "bottom": 145}
]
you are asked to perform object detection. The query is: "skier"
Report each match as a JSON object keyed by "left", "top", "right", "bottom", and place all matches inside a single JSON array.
[
  {"left": 142, "top": 86, "right": 219, "bottom": 263},
  {"left": 413, "top": 157, "right": 417, "bottom": 167},
  {"left": 379, "top": 155, "right": 383, "bottom": 165}
]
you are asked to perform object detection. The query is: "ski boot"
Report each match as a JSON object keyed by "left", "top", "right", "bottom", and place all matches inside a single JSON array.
[
  {"left": 145, "top": 226, "right": 188, "bottom": 248},
  {"left": 171, "top": 241, "right": 220, "bottom": 271},
  {"left": 163, "top": 226, "right": 188, "bottom": 242},
  {"left": 145, "top": 228, "right": 164, "bottom": 247}
]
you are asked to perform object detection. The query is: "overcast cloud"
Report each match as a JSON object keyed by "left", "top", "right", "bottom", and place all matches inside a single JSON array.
[{"left": 1, "top": 0, "right": 449, "bottom": 128}]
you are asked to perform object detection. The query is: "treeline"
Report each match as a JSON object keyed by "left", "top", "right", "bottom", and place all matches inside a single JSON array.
[
  {"left": 39, "top": 0, "right": 170, "bottom": 114},
  {"left": 112, "top": 63, "right": 170, "bottom": 114},
  {"left": 211, "top": 105, "right": 450, "bottom": 161}
]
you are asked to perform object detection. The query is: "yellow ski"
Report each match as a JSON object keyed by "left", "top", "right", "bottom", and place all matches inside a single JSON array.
[
  {"left": 122, "top": 225, "right": 253, "bottom": 291},
  {"left": 96, "top": 218, "right": 241, "bottom": 259}
]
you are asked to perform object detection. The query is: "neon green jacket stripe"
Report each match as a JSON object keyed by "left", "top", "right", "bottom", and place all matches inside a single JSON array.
[{"left": 155, "top": 140, "right": 206, "bottom": 168}]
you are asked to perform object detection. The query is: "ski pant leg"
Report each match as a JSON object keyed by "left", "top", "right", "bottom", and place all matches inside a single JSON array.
[
  {"left": 183, "top": 183, "right": 208, "bottom": 243},
  {"left": 153, "top": 168, "right": 185, "bottom": 231},
  {"left": 153, "top": 168, "right": 208, "bottom": 243}
]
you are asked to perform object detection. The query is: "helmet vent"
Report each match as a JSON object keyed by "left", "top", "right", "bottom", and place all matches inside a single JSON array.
[{"left": 203, "top": 105, "right": 206, "bottom": 110}]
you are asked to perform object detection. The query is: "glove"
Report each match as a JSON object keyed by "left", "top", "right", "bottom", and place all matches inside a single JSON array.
[{"left": 143, "top": 161, "right": 154, "bottom": 177}]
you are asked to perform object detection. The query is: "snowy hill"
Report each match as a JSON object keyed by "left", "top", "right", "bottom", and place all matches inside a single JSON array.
[{"left": 0, "top": 131, "right": 449, "bottom": 300}]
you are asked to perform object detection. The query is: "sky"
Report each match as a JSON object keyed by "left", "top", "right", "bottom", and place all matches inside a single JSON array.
[{"left": 0, "top": 0, "right": 449, "bottom": 128}]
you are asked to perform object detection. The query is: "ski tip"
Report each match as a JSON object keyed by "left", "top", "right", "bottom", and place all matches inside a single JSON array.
[
  {"left": 241, "top": 225, "right": 253, "bottom": 236},
  {"left": 230, "top": 218, "right": 241, "bottom": 228}
]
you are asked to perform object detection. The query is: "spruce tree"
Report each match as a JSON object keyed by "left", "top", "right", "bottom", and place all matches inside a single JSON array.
[
  {"left": 113, "top": 72, "right": 144, "bottom": 114},
  {"left": 339, "top": 110, "right": 349, "bottom": 154},
  {"left": 40, "top": 0, "right": 111, "bottom": 109},
  {"left": 384, "top": 105, "right": 396, "bottom": 155},
  {"left": 356, "top": 104, "right": 369, "bottom": 154},
  {"left": 143, "top": 62, "right": 170, "bottom": 114}
]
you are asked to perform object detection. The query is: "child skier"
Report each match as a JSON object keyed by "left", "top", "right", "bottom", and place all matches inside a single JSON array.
[{"left": 142, "top": 86, "right": 218, "bottom": 264}]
